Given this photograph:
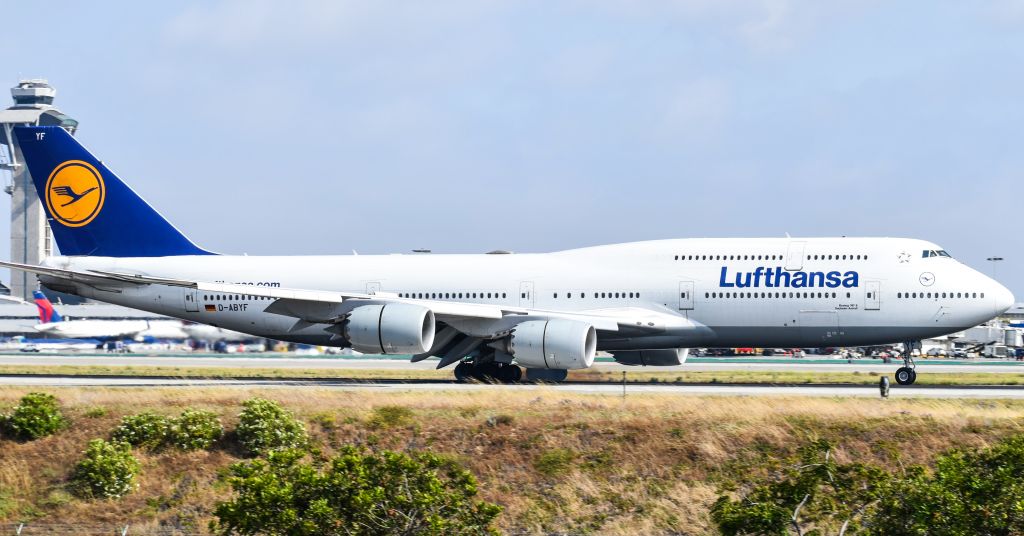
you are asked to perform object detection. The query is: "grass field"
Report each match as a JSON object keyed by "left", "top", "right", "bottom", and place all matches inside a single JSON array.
[
  {"left": 3, "top": 387, "right": 1024, "bottom": 534},
  {"left": 4, "top": 363, "right": 1024, "bottom": 385}
]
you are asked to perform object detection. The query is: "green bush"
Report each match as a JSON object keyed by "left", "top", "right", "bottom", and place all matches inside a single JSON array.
[
  {"left": 367, "top": 405, "right": 414, "bottom": 428},
  {"left": 213, "top": 448, "right": 501, "bottom": 535},
  {"left": 236, "top": 398, "right": 307, "bottom": 456},
  {"left": 169, "top": 409, "right": 222, "bottom": 451},
  {"left": 70, "top": 439, "right": 140, "bottom": 499},
  {"left": 3, "top": 392, "right": 66, "bottom": 440},
  {"left": 711, "top": 435, "right": 1024, "bottom": 535},
  {"left": 111, "top": 411, "right": 171, "bottom": 449},
  {"left": 534, "top": 448, "right": 577, "bottom": 477}
]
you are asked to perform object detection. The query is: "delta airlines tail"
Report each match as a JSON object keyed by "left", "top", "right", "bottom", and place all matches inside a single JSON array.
[
  {"left": 33, "top": 290, "right": 63, "bottom": 324},
  {"left": 2, "top": 126, "right": 1015, "bottom": 384}
]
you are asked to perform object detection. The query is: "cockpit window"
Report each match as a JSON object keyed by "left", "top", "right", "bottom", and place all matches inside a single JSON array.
[{"left": 922, "top": 250, "right": 953, "bottom": 258}]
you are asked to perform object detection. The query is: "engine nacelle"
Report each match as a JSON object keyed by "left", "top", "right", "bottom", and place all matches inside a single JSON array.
[
  {"left": 612, "top": 348, "right": 689, "bottom": 366},
  {"left": 344, "top": 303, "right": 435, "bottom": 354},
  {"left": 508, "top": 319, "right": 596, "bottom": 370}
]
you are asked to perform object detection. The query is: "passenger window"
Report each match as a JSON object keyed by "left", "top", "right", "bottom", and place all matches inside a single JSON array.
[
  {"left": 568, "top": 293, "right": 572, "bottom": 298},
  {"left": 554, "top": 293, "right": 558, "bottom": 299}
]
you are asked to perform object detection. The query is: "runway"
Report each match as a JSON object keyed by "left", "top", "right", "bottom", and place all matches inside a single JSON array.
[
  {"left": 2, "top": 354, "right": 1024, "bottom": 374},
  {"left": 1, "top": 375, "right": 1023, "bottom": 398}
]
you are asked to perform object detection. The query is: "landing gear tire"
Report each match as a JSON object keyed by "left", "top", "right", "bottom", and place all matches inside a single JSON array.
[
  {"left": 497, "top": 364, "right": 523, "bottom": 383},
  {"left": 524, "top": 368, "right": 569, "bottom": 383},
  {"left": 895, "top": 367, "right": 916, "bottom": 386},
  {"left": 453, "top": 362, "right": 474, "bottom": 382},
  {"left": 454, "top": 361, "right": 522, "bottom": 383}
]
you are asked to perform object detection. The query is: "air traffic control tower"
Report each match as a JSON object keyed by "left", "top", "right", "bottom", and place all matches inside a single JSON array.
[{"left": 0, "top": 79, "right": 79, "bottom": 301}]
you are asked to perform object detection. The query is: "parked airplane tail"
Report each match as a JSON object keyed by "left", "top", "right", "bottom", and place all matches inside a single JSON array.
[
  {"left": 12, "top": 126, "right": 213, "bottom": 257},
  {"left": 33, "top": 290, "right": 63, "bottom": 324}
]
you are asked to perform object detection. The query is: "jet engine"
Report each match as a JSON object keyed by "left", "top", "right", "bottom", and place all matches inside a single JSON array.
[
  {"left": 611, "top": 348, "right": 688, "bottom": 366},
  {"left": 343, "top": 303, "right": 435, "bottom": 354},
  {"left": 505, "top": 319, "right": 596, "bottom": 370}
]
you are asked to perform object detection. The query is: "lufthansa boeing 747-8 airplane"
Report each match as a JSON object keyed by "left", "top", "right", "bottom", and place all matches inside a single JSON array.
[{"left": 1, "top": 126, "right": 1014, "bottom": 384}]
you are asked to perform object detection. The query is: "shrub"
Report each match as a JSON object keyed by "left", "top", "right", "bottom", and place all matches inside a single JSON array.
[
  {"left": 169, "top": 409, "right": 223, "bottom": 451},
  {"left": 84, "top": 407, "right": 108, "bottom": 418},
  {"left": 367, "top": 405, "right": 414, "bottom": 429},
  {"left": 111, "top": 411, "right": 171, "bottom": 449},
  {"left": 534, "top": 448, "right": 577, "bottom": 477},
  {"left": 236, "top": 398, "right": 307, "bottom": 456},
  {"left": 4, "top": 392, "right": 66, "bottom": 440},
  {"left": 213, "top": 448, "right": 501, "bottom": 535},
  {"left": 70, "top": 439, "right": 140, "bottom": 499},
  {"left": 485, "top": 414, "right": 514, "bottom": 427}
]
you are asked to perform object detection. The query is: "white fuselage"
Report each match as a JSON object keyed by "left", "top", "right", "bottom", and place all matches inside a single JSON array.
[{"left": 39, "top": 237, "right": 1014, "bottom": 350}]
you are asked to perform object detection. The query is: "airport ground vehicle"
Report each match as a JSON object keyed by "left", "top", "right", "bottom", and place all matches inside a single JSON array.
[{"left": 0, "top": 126, "right": 1015, "bottom": 384}]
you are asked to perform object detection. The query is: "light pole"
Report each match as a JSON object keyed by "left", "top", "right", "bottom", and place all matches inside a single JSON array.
[{"left": 987, "top": 257, "right": 1004, "bottom": 278}]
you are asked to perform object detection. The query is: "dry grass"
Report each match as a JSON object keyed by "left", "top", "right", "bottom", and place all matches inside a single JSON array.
[
  {"left": 2, "top": 387, "right": 1024, "bottom": 534},
  {"left": 4, "top": 364, "right": 1024, "bottom": 385}
]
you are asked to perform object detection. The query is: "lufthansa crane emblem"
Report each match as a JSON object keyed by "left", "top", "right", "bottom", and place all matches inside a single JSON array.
[
  {"left": 919, "top": 272, "right": 935, "bottom": 286},
  {"left": 45, "top": 160, "right": 106, "bottom": 227}
]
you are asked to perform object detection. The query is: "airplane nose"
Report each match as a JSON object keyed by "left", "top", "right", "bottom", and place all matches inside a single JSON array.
[{"left": 994, "top": 284, "right": 1015, "bottom": 315}]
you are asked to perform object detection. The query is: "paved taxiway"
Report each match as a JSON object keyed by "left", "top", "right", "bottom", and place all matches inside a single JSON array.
[
  {"left": 2, "top": 354, "right": 1024, "bottom": 374},
  {"left": 1, "top": 375, "right": 1023, "bottom": 398}
]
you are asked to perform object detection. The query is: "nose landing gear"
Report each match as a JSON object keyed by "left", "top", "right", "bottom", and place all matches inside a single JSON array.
[{"left": 894, "top": 340, "right": 919, "bottom": 385}]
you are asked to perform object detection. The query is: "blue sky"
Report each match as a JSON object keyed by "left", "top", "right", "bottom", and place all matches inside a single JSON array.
[{"left": 3, "top": 1, "right": 1022, "bottom": 297}]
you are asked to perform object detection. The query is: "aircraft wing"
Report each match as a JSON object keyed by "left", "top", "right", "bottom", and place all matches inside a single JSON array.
[{"left": 0, "top": 260, "right": 649, "bottom": 331}]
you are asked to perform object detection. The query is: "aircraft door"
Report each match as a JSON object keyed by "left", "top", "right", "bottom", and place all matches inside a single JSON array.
[
  {"left": 183, "top": 289, "right": 199, "bottom": 312},
  {"left": 785, "top": 241, "right": 806, "bottom": 271},
  {"left": 865, "top": 281, "right": 880, "bottom": 310},
  {"left": 678, "top": 281, "right": 694, "bottom": 310},
  {"left": 519, "top": 281, "right": 534, "bottom": 308}
]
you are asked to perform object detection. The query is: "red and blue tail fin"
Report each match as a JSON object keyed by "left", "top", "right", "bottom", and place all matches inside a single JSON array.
[
  {"left": 33, "top": 290, "right": 63, "bottom": 324},
  {"left": 13, "top": 126, "right": 214, "bottom": 257}
]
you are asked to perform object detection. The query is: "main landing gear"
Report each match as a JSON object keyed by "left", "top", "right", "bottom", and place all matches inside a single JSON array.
[
  {"left": 894, "top": 340, "right": 918, "bottom": 386},
  {"left": 453, "top": 361, "right": 523, "bottom": 383}
]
